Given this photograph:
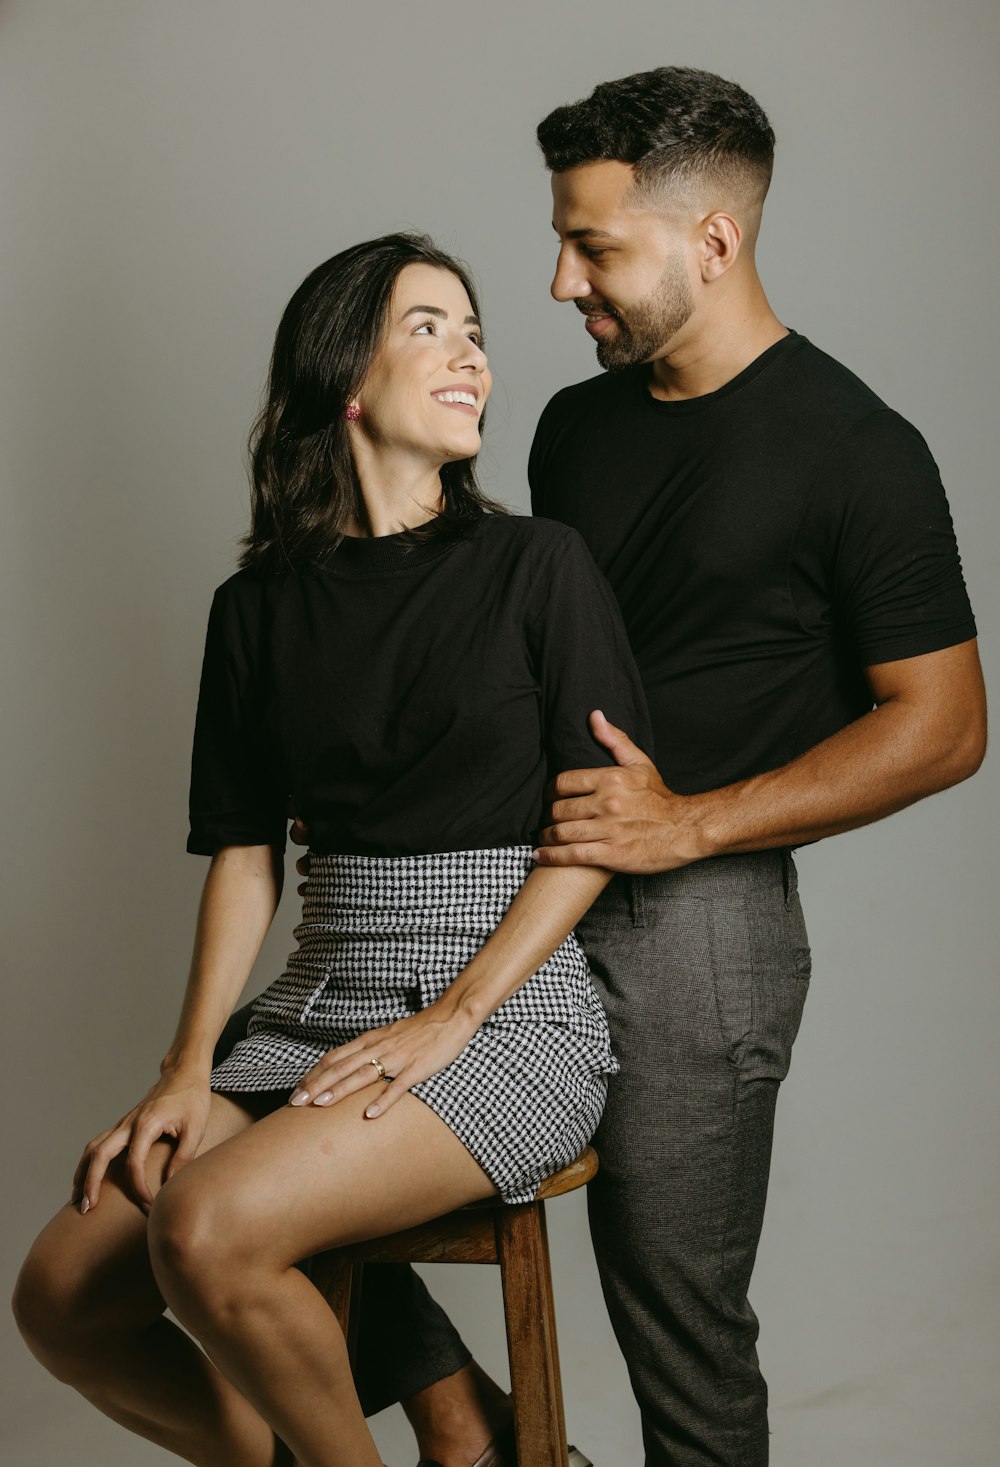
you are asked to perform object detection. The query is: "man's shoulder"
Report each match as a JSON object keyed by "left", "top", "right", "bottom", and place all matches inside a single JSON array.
[
  {"left": 785, "top": 336, "right": 894, "bottom": 424},
  {"left": 536, "top": 366, "right": 639, "bottom": 426}
]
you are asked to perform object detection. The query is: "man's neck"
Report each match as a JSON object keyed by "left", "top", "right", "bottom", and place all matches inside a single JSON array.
[{"left": 647, "top": 287, "right": 788, "bottom": 403}]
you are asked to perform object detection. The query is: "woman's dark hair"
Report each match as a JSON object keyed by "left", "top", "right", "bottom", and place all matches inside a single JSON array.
[
  {"left": 537, "top": 66, "right": 775, "bottom": 203},
  {"left": 240, "top": 232, "right": 504, "bottom": 572}
]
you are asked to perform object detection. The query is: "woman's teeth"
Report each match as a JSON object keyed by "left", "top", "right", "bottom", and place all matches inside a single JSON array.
[{"left": 433, "top": 391, "right": 478, "bottom": 407}]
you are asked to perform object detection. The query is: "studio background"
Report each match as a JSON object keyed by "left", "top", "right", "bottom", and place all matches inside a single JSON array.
[{"left": 2, "top": 3, "right": 997, "bottom": 1464}]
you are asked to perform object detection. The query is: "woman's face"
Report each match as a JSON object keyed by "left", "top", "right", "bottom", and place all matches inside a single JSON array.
[{"left": 353, "top": 263, "right": 492, "bottom": 466}]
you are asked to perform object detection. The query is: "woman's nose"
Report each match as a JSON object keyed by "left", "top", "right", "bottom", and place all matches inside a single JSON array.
[{"left": 449, "top": 336, "right": 487, "bottom": 373}]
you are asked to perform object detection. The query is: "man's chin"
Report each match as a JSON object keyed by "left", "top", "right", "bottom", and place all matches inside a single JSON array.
[{"left": 596, "top": 339, "right": 642, "bottom": 371}]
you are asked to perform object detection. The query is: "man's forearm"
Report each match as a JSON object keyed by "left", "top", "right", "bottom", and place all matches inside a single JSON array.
[
  {"left": 691, "top": 694, "right": 985, "bottom": 860},
  {"left": 537, "top": 645, "right": 987, "bottom": 875}
]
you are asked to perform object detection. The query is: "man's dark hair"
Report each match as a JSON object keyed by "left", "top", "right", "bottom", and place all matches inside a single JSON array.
[
  {"left": 537, "top": 66, "right": 775, "bottom": 207},
  {"left": 241, "top": 232, "right": 504, "bottom": 573}
]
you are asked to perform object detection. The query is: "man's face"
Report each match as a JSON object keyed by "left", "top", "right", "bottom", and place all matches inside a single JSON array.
[{"left": 550, "top": 161, "right": 695, "bottom": 370}]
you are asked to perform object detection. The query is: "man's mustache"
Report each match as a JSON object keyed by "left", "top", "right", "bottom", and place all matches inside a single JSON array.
[{"left": 574, "top": 300, "right": 621, "bottom": 320}]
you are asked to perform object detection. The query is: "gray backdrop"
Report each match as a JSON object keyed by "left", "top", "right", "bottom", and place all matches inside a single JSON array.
[{"left": 2, "top": 3, "right": 997, "bottom": 1464}]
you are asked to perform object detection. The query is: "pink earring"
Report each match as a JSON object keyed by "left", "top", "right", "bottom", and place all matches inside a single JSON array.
[{"left": 344, "top": 404, "right": 361, "bottom": 422}]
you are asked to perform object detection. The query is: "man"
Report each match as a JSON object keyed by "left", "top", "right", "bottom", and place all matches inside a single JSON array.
[
  {"left": 222, "top": 66, "right": 986, "bottom": 1467},
  {"left": 520, "top": 66, "right": 984, "bottom": 1465}
]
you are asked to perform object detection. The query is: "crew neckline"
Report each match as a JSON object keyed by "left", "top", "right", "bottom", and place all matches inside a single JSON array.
[
  {"left": 637, "top": 329, "right": 803, "bottom": 415},
  {"left": 323, "top": 515, "right": 486, "bottom": 577}
]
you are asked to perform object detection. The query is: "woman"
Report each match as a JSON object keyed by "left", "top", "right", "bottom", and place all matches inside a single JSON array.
[{"left": 13, "top": 233, "right": 652, "bottom": 1467}]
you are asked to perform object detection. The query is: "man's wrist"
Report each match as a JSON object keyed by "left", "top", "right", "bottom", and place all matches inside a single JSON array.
[{"left": 654, "top": 789, "right": 727, "bottom": 867}]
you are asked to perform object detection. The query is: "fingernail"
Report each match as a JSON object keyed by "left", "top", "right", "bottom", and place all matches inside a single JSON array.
[
  {"left": 289, "top": 1089, "right": 309, "bottom": 1106},
  {"left": 80, "top": 1198, "right": 90, "bottom": 1214},
  {"left": 314, "top": 1092, "right": 333, "bottom": 1106},
  {"left": 531, "top": 849, "right": 541, "bottom": 861},
  {"left": 365, "top": 1104, "right": 381, "bottom": 1118}
]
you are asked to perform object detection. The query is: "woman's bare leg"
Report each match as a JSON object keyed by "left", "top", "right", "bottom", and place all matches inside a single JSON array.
[
  {"left": 12, "top": 1092, "right": 291, "bottom": 1466},
  {"left": 147, "top": 1081, "right": 498, "bottom": 1467}
]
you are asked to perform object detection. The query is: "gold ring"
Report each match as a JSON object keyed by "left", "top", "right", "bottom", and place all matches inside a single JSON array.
[{"left": 367, "top": 1056, "right": 387, "bottom": 1081}]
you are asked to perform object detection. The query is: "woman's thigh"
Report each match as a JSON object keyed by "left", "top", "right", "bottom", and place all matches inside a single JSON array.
[
  {"left": 152, "top": 1081, "right": 498, "bottom": 1273},
  {"left": 17, "top": 1091, "right": 266, "bottom": 1337}
]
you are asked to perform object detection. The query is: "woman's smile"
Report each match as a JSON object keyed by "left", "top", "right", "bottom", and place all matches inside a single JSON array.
[{"left": 431, "top": 385, "right": 481, "bottom": 413}]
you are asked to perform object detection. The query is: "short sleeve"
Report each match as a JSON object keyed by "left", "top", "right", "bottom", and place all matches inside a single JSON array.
[
  {"left": 809, "top": 409, "right": 977, "bottom": 665},
  {"left": 187, "top": 576, "right": 288, "bottom": 856},
  {"left": 528, "top": 525, "right": 654, "bottom": 775}
]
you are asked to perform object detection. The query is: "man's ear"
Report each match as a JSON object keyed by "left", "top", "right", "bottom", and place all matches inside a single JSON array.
[{"left": 700, "top": 212, "right": 742, "bottom": 281}]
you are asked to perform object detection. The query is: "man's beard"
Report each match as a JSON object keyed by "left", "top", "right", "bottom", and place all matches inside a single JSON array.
[{"left": 582, "top": 256, "right": 694, "bottom": 371}]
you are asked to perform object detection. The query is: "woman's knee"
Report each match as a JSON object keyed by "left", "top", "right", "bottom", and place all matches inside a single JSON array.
[
  {"left": 12, "top": 1236, "right": 68, "bottom": 1359},
  {"left": 12, "top": 1219, "right": 148, "bottom": 1374},
  {"left": 147, "top": 1171, "right": 257, "bottom": 1317}
]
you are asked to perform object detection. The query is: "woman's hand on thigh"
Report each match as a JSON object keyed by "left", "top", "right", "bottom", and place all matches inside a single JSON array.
[
  {"left": 72, "top": 1070, "right": 213, "bottom": 1216},
  {"left": 288, "top": 1004, "right": 478, "bottom": 1118}
]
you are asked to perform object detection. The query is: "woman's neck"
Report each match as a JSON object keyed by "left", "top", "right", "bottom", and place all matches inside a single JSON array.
[{"left": 347, "top": 446, "right": 444, "bottom": 539}]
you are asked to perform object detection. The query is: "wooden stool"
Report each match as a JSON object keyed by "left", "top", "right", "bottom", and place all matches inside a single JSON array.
[{"left": 311, "top": 1147, "right": 598, "bottom": 1467}]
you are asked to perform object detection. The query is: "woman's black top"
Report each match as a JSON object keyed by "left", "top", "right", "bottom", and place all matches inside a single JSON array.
[{"left": 187, "top": 513, "right": 653, "bottom": 858}]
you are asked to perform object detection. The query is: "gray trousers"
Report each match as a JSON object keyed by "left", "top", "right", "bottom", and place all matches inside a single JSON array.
[{"left": 217, "top": 848, "right": 809, "bottom": 1463}]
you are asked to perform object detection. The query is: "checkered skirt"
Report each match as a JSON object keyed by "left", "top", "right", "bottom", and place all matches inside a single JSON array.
[{"left": 209, "top": 845, "right": 618, "bottom": 1204}]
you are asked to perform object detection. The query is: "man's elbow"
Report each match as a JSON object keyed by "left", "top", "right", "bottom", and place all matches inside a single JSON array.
[
  {"left": 936, "top": 710, "right": 988, "bottom": 788},
  {"left": 954, "top": 723, "right": 988, "bottom": 783}
]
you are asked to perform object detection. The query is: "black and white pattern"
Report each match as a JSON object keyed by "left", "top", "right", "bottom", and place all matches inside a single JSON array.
[{"left": 210, "top": 845, "right": 618, "bottom": 1204}]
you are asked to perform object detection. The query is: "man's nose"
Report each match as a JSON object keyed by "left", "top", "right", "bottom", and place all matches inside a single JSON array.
[{"left": 551, "top": 249, "right": 590, "bottom": 303}]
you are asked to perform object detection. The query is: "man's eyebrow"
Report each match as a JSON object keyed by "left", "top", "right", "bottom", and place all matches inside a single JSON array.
[
  {"left": 400, "top": 304, "right": 481, "bottom": 326},
  {"left": 550, "top": 224, "right": 620, "bottom": 242}
]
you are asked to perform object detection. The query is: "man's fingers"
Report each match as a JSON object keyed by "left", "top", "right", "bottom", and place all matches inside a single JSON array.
[
  {"left": 548, "top": 796, "right": 604, "bottom": 823},
  {"left": 546, "top": 769, "right": 601, "bottom": 801},
  {"left": 588, "top": 709, "right": 655, "bottom": 768},
  {"left": 532, "top": 841, "right": 608, "bottom": 867},
  {"left": 537, "top": 819, "right": 610, "bottom": 847},
  {"left": 295, "top": 855, "right": 309, "bottom": 877}
]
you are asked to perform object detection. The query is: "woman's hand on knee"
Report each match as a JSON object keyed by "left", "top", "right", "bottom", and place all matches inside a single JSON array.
[{"left": 71, "top": 1072, "right": 212, "bottom": 1217}]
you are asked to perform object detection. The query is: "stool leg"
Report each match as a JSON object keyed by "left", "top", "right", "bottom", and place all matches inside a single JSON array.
[
  {"left": 496, "top": 1202, "right": 569, "bottom": 1467},
  {"left": 310, "top": 1252, "right": 363, "bottom": 1365}
]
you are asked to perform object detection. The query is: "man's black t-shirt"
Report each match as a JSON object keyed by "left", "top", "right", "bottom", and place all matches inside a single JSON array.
[{"left": 528, "top": 331, "right": 976, "bottom": 795}]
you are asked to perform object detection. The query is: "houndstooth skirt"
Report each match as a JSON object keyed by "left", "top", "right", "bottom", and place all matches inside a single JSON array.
[{"left": 209, "top": 845, "right": 618, "bottom": 1204}]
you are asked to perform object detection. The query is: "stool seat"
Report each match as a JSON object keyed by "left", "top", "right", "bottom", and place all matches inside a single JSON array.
[{"left": 312, "top": 1147, "right": 598, "bottom": 1467}]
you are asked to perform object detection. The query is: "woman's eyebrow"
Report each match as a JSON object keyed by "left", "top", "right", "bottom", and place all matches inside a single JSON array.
[{"left": 400, "top": 304, "right": 481, "bottom": 327}]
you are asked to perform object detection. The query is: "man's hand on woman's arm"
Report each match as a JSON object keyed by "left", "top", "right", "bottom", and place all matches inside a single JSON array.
[
  {"left": 534, "top": 640, "right": 987, "bottom": 873},
  {"left": 72, "top": 843, "right": 283, "bottom": 1215}
]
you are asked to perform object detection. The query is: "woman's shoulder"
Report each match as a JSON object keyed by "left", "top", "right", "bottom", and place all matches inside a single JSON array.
[
  {"left": 476, "top": 510, "right": 587, "bottom": 559},
  {"left": 200, "top": 564, "right": 291, "bottom": 649},
  {"left": 208, "top": 562, "right": 288, "bottom": 605}
]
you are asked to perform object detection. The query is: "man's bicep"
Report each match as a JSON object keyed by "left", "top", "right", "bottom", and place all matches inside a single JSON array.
[
  {"left": 866, "top": 638, "right": 983, "bottom": 702},
  {"left": 865, "top": 639, "right": 986, "bottom": 777},
  {"left": 822, "top": 411, "right": 977, "bottom": 664}
]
